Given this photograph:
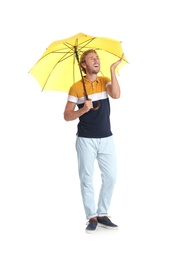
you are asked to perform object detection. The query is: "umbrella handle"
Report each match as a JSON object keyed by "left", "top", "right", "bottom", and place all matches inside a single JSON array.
[{"left": 90, "top": 101, "right": 101, "bottom": 110}]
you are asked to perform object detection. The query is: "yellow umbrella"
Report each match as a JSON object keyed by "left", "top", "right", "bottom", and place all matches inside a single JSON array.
[{"left": 29, "top": 32, "right": 128, "bottom": 93}]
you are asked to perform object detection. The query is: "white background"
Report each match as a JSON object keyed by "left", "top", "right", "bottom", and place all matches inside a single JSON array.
[{"left": 0, "top": 0, "right": 189, "bottom": 259}]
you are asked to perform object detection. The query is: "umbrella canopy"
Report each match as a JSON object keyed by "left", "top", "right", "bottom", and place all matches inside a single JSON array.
[{"left": 29, "top": 32, "right": 128, "bottom": 93}]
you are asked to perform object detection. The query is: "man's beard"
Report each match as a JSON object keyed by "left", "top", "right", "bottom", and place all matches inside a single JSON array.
[{"left": 86, "top": 65, "right": 100, "bottom": 74}]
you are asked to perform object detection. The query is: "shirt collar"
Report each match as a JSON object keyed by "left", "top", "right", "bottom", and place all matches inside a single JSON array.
[{"left": 83, "top": 76, "right": 99, "bottom": 83}]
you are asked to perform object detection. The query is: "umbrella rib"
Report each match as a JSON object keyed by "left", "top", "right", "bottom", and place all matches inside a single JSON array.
[{"left": 41, "top": 52, "right": 75, "bottom": 91}]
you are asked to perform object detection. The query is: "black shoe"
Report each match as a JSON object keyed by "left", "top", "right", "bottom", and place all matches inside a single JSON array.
[
  {"left": 86, "top": 218, "right": 98, "bottom": 234},
  {"left": 97, "top": 216, "right": 118, "bottom": 230}
]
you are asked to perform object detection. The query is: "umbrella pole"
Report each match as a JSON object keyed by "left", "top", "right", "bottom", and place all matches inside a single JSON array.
[
  {"left": 74, "top": 47, "right": 100, "bottom": 110},
  {"left": 74, "top": 47, "right": 89, "bottom": 100}
]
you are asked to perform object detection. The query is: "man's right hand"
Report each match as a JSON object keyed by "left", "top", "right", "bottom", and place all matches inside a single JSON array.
[{"left": 83, "top": 99, "right": 93, "bottom": 112}]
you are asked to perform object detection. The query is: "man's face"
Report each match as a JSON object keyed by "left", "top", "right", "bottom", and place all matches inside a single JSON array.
[{"left": 84, "top": 52, "right": 100, "bottom": 74}]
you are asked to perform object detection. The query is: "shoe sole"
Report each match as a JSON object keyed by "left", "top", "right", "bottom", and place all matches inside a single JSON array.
[
  {"left": 85, "top": 229, "right": 97, "bottom": 234},
  {"left": 98, "top": 223, "right": 119, "bottom": 230}
]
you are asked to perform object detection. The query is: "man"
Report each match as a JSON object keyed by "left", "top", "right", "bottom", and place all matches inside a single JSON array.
[{"left": 64, "top": 49, "right": 124, "bottom": 234}]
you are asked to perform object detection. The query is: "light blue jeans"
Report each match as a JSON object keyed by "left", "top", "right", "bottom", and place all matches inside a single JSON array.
[{"left": 75, "top": 136, "right": 117, "bottom": 220}]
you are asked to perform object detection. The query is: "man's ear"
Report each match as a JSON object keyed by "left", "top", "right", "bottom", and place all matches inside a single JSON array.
[{"left": 82, "top": 62, "right": 86, "bottom": 69}]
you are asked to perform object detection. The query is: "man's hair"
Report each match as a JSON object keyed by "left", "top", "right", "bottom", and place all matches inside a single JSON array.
[{"left": 79, "top": 49, "right": 97, "bottom": 74}]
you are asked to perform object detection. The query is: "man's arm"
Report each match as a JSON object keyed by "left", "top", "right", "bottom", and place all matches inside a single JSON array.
[{"left": 106, "top": 53, "right": 124, "bottom": 99}]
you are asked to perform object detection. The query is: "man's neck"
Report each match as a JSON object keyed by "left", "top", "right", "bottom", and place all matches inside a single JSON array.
[{"left": 85, "top": 73, "right": 98, "bottom": 82}]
